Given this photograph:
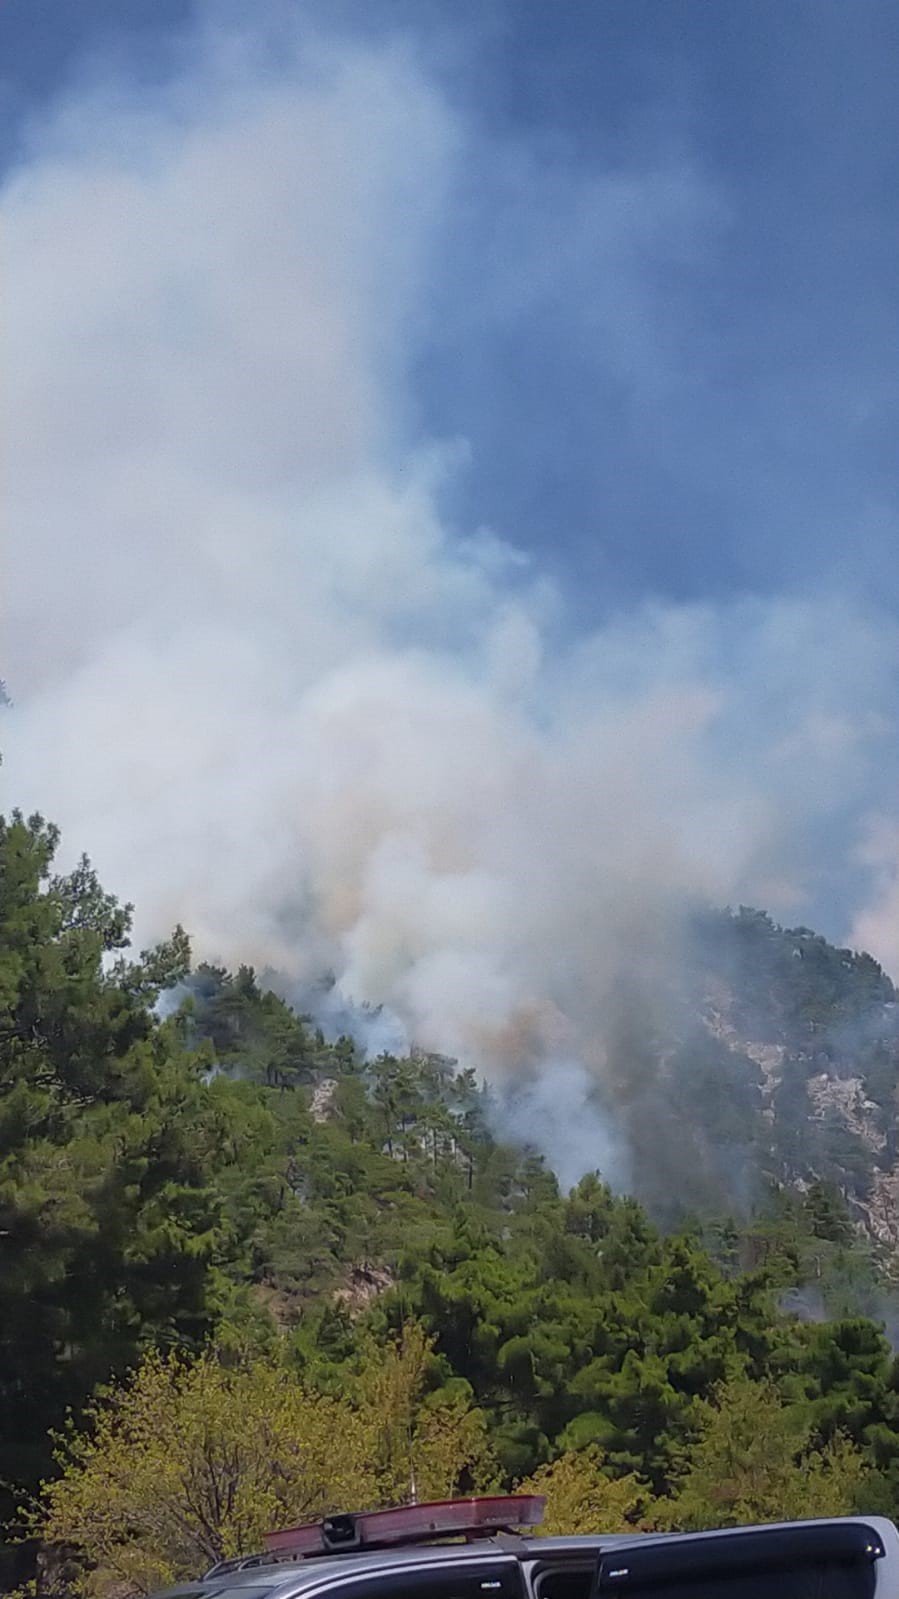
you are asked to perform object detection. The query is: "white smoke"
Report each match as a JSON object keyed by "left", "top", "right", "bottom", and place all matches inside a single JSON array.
[
  {"left": 3, "top": 14, "right": 899, "bottom": 1181},
  {"left": 850, "top": 819, "right": 899, "bottom": 978},
  {"left": 495, "top": 1061, "right": 630, "bottom": 1193}
]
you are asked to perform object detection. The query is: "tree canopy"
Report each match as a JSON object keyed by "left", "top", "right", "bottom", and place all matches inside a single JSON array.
[
  {"left": 4, "top": 810, "right": 899, "bottom": 1593},
  {"left": 35, "top": 1327, "right": 494, "bottom": 1597}
]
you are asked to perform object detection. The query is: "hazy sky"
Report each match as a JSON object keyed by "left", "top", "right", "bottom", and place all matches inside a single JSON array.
[
  {"left": 4, "top": 0, "right": 897, "bottom": 611},
  {"left": 3, "top": 0, "right": 899, "bottom": 1120}
]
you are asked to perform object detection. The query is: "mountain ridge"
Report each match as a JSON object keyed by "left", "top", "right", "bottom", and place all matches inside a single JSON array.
[{"left": 6, "top": 808, "right": 899, "bottom": 1583}]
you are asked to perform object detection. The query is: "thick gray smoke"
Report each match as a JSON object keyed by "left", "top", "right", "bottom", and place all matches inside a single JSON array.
[{"left": 4, "top": 16, "right": 899, "bottom": 1181}]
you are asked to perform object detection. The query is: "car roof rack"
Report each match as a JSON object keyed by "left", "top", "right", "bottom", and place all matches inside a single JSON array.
[{"left": 203, "top": 1496, "right": 546, "bottom": 1578}]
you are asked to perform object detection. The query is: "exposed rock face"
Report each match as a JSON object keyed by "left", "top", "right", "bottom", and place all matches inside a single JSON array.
[
  {"left": 688, "top": 914, "right": 899, "bottom": 1252},
  {"left": 706, "top": 1012, "right": 899, "bottom": 1250},
  {"left": 310, "top": 1077, "right": 338, "bottom": 1122},
  {"left": 703, "top": 994, "right": 785, "bottom": 1125},
  {"left": 806, "top": 1073, "right": 887, "bottom": 1154},
  {"left": 334, "top": 1262, "right": 396, "bottom": 1316},
  {"left": 855, "top": 1169, "right": 899, "bottom": 1255}
]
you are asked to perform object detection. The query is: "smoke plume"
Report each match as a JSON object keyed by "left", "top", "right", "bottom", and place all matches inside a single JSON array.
[{"left": 4, "top": 13, "right": 899, "bottom": 1182}]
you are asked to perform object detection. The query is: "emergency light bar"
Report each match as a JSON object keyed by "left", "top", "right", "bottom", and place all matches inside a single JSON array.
[{"left": 264, "top": 1495, "right": 546, "bottom": 1558}]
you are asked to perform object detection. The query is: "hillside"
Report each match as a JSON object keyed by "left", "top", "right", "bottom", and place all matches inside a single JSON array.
[
  {"left": 700, "top": 910, "right": 899, "bottom": 1247},
  {"left": 6, "top": 811, "right": 899, "bottom": 1584},
  {"left": 595, "top": 907, "right": 899, "bottom": 1260}
]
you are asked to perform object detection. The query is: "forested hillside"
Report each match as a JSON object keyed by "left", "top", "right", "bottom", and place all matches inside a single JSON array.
[
  {"left": 599, "top": 905, "right": 899, "bottom": 1258},
  {"left": 5, "top": 810, "right": 899, "bottom": 1595}
]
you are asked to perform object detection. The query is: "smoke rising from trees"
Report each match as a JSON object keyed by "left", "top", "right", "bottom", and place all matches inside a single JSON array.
[{"left": 5, "top": 12, "right": 899, "bottom": 1174}]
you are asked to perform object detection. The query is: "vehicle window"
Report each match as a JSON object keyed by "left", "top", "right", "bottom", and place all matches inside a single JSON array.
[
  {"left": 535, "top": 1567, "right": 593, "bottom": 1599},
  {"left": 321, "top": 1558, "right": 526, "bottom": 1599},
  {"left": 619, "top": 1565, "right": 876, "bottom": 1599},
  {"left": 596, "top": 1524, "right": 883, "bottom": 1599}
]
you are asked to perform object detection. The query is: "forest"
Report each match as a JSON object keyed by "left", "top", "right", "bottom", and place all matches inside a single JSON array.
[{"left": 4, "top": 809, "right": 899, "bottom": 1597}]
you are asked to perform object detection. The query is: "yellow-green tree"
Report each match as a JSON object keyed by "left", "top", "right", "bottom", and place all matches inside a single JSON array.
[
  {"left": 34, "top": 1329, "right": 496, "bottom": 1599},
  {"left": 654, "top": 1377, "right": 868, "bottom": 1530},
  {"left": 352, "top": 1322, "right": 496, "bottom": 1503},
  {"left": 518, "top": 1448, "right": 645, "bottom": 1534},
  {"left": 36, "top": 1352, "right": 378, "bottom": 1597}
]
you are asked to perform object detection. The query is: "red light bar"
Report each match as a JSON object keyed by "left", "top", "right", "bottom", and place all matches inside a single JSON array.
[{"left": 264, "top": 1495, "right": 546, "bottom": 1557}]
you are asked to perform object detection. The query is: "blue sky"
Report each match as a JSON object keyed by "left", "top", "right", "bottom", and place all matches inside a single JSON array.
[
  {"left": 4, "top": 0, "right": 899, "bottom": 1079},
  {"left": 3, "top": 0, "right": 897, "bottom": 614}
]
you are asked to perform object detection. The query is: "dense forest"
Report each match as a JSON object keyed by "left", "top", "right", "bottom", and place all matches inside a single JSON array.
[{"left": 5, "top": 809, "right": 899, "bottom": 1597}]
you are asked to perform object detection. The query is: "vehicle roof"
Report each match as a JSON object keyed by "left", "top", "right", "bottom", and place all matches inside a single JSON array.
[
  {"left": 153, "top": 1515, "right": 899, "bottom": 1599},
  {"left": 154, "top": 1534, "right": 638, "bottom": 1599}
]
